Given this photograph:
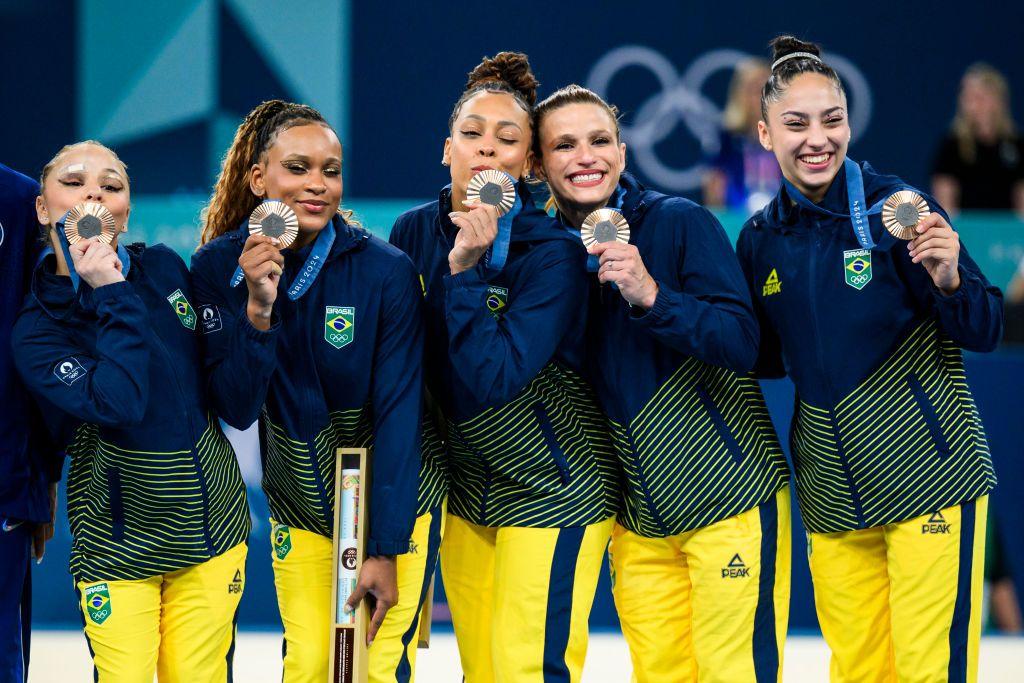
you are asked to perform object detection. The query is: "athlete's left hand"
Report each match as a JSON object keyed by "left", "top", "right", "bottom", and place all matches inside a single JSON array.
[
  {"left": 908, "top": 213, "right": 961, "bottom": 295},
  {"left": 591, "top": 242, "right": 659, "bottom": 309},
  {"left": 31, "top": 482, "right": 57, "bottom": 563},
  {"left": 346, "top": 555, "right": 398, "bottom": 646}
]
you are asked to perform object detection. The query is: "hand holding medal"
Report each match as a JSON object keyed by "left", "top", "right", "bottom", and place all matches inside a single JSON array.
[
  {"left": 239, "top": 201, "right": 294, "bottom": 328},
  {"left": 584, "top": 208, "right": 657, "bottom": 309},
  {"left": 60, "top": 203, "right": 128, "bottom": 289},
  {"left": 449, "top": 170, "right": 516, "bottom": 275}
]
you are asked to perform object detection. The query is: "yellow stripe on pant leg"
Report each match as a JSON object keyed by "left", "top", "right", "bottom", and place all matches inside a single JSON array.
[
  {"left": 77, "top": 575, "right": 162, "bottom": 682},
  {"left": 270, "top": 520, "right": 333, "bottom": 683},
  {"left": 369, "top": 505, "right": 445, "bottom": 683},
  {"left": 807, "top": 525, "right": 894, "bottom": 683},
  {"left": 773, "top": 488, "right": 792, "bottom": 679},
  {"left": 441, "top": 514, "right": 497, "bottom": 683},
  {"left": 157, "top": 542, "right": 247, "bottom": 682}
]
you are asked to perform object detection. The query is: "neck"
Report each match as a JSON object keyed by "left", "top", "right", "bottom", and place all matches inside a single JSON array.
[
  {"left": 451, "top": 186, "right": 469, "bottom": 213},
  {"left": 292, "top": 226, "right": 324, "bottom": 250},
  {"left": 560, "top": 197, "right": 611, "bottom": 229}
]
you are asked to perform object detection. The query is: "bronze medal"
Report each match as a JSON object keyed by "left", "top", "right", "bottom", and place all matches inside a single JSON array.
[
  {"left": 580, "top": 208, "right": 630, "bottom": 248},
  {"left": 63, "top": 202, "right": 117, "bottom": 245},
  {"left": 466, "top": 169, "right": 515, "bottom": 216},
  {"left": 249, "top": 200, "right": 299, "bottom": 248},
  {"left": 881, "top": 191, "right": 930, "bottom": 241}
]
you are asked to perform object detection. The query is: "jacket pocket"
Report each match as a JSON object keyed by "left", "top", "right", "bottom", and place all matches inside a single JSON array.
[
  {"left": 694, "top": 384, "right": 745, "bottom": 464},
  {"left": 106, "top": 467, "right": 125, "bottom": 542},
  {"left": 906, "top": 374, "right": 952, "bottom": 459},
  {"left": 532, "top": 403, "right": 572, "bottom": 485}
]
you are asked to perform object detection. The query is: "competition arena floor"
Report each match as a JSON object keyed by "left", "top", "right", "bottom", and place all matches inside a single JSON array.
[{"left": 30, "top": 630, "right": 1024, "bottom": 681}]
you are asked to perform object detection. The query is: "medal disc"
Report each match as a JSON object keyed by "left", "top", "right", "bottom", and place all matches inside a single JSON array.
[
  {"left": 466, "top": 169, "right": 515, "bottom": 216},
  {"left": 580, "top": 208, "right": 630, "bottom": 248},
  {"left": 249, "top": 200, "right": 299, "bottom": 248},
  {"left": 881, "top": 191, "right": 930, "bottom": 241},
  {"left": 64, "top": 202, "right": 117, "bottom": 245}
]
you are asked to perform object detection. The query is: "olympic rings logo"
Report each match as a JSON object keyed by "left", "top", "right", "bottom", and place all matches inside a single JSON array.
[
  {"left": 586, "top": 46, "right": 873, "bottom": 193},
  {"left": 849, "top": 273, "right": 871, "bottom": 285}
]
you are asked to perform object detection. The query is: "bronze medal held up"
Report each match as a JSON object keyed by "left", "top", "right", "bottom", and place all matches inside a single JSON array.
[
  {"left": 249, "top": 200, "right": 299, "bottom": 248},
  {"left": 466, "top": 169, "right": 515, "bottom": 217},
  {"left": 580, "top": 208, "right": 630, "bottom": 248},
  {"left": 63, "top": 202, "right": 117, "bottom": 245},
  {"left": 881, "top": 191, "right": 931, "bottom": 241}
]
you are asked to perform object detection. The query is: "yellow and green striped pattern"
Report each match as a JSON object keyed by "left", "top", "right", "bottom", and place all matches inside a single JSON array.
[
  {"left": 65, "top": 420, "right": 249, "bottom": 583},
  {"left": 793, "top": 319, "right": 996, "bottom": 533},
  {"left": 446, "top": 363, "right": 619, "bottom": 528},
  {"left": 609, "top": 359, "right": 788, "bottom": 537}
]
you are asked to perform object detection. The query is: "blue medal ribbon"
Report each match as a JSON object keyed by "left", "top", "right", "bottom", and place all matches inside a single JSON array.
[
  {"left": 479, "top": 172, "right": 521, "bottom": 277},
  {"left": 781, "top": 158, "right": 899, "bottom": 250},
  {"left": 229, "top": 211, "right": 336, "bottom": 301},
  {"left": 53, "top": 212, "right": 131, "bottom": 291}
]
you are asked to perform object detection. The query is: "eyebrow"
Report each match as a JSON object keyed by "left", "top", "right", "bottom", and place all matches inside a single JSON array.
[
  {"left": 780, "top": 106, "right": 845, "bottom": 118},
  {"left": 462, "top": 114, "right": 523, "bottom": 131},
  {"left": 280, "top": 154, "right": 341, "bottom": 163}
]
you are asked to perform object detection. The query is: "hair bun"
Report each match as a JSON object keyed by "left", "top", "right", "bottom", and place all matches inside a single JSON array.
[
  {"left": 465, "top": 51, "right": 539, "bottom": 106},
  {"left": 768, "top": 35, "right": 822, "bottom": 64}
]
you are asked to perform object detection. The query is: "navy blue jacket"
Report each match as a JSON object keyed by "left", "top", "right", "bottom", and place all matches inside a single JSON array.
[
  {"left": 191, "top": 217, "right": 429, "bottom": 555},
  {"left": 737, "top": 161, "right": 1001, "bottom": 532},
  {"left": 582, "top": 174, "right": 788, "bottom": 537},
  {"left": 1, "top": 163, "right": 59, "bottom": 524},
  {"left": 12, "top": 244, "right": 250, "bottom": 581},
  {"left": 389, "top": 182, "right": 618, "bottom": 528}
]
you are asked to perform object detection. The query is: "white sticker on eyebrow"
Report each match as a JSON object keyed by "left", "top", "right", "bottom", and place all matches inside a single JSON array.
[{"left": 60, "top": 163, "right": 87, "bottom": 174}]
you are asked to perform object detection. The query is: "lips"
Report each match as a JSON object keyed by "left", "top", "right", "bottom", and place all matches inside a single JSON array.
[
  {"left": 297, "top": 200, "right": 328, "bottom": 213},
  {"left": 568, "top": 170, "right": 605, "bottom": 187},
  {"left": 471, "top": 165, "right": 494, "bottom": 173}
]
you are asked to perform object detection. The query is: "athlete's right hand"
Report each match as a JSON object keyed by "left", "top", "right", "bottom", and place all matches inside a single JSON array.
[
  {"left": 69, "top": 238, "right": 125, "bottom": 289},
  {"left": 239, "top": 234, "right": 284, "bottom": 329}
]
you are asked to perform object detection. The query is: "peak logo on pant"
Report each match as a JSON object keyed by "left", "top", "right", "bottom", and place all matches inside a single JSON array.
[
  {"left": 167, "top": 289, "right": 197, "bottom": 330},
  {"left": 324, "top": 306, "right": 355, "bottom": 349},
  {"left": 922, "top": 511, "right": 951, "bottom": 534},
  {"left": 85, "top": 583, "right": 112, "bottom": 625},
  {"left": 722, "top": 553, "right": 751, "bottom": 578},
  {"left": 228, "top": 569, "right": 243, "bottom": 594}
]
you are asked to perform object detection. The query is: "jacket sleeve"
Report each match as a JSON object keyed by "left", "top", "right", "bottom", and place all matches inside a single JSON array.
[
  {"left": 630, "top": 203, "right": 759, "bottom": 373},
  {"left": 365, "top": 257, "right": 424, "bottom": 556},
  {"left": 736, "top": 226, "right": 787, "bottom": 379},
  {"left": 12, "top": 281, "right": 150, "bottom": 428},
  {"left": 892, "top": 200, "right": 1004, "bottom": 352},
  {"left": 189, "top": 249, "right": 281, "bottom": 430},
  {"left": 444, "top": 240, "right": 587, "bottom": 408}
]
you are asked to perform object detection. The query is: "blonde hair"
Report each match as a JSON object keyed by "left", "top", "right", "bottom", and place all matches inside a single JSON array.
[
  {"left": 953, "top": 63, "right": 1017, "bottom": 164},
  {"left": 40, "top": 140, "right": 129, "bottom": 189},
  {"left": 722, "top": 58, "right": 770, "bottom": 134}
]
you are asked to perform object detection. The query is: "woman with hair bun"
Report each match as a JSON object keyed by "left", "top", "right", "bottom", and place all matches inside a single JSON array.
[
  {"left": 191, "top": 100, "right": 444, "bottom": 682},
  {"left": 388, "top": 52, "right": 617, "bottom": 681},
  {"left": 737, "top": 35, "right": 1003, "bottom": 682}
]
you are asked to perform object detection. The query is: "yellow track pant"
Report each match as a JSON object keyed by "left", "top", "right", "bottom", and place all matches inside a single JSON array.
[
  {"left": 440, "top": 514, "right": 615, "bottom": 683},
  {"left": 808, "top": 496, "right": 988, "bottom": 683},
  {"left": 76, "top": 542, "right": 247, "bottom": 682},
  {"left": 271, "top": 506, "right": 443, "bottom": 682},
  {"left": 609, "top": 487, "right": 791, "bottom": 683}
]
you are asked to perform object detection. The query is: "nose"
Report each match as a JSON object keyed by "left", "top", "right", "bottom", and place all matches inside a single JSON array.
[
  {"left": 477, "top": 137, "right": 496, "bottom": 157},
  {"left": 306, "top": 170, "right": 326, "bottom": 194},
  {"left": 806, "top": 121, "right": 828, "bottom": 148}
]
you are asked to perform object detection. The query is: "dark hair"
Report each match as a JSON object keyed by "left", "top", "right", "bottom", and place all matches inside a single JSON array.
[
  {"left": 201, "top": 99, "right": 335, "bottom": 245},
  {"left": 448, "top": 52, "right": 539, "bottom": 132},
  {"left": 760, "top": 36, "right": 845, "bottom": 121},
  {"left": 532, "top": 84, "right": 621, "bottom": 157}
]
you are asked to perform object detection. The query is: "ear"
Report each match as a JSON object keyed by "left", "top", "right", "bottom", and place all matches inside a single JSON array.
[
  {"left": 121, "top": 206, "right": 131, "bottom": 232},
  {"left": 522, "top": 149, "right": 535, "bottom": 181},
  {"left": 618, "top": 142, "right": 627, "bottom": 172},
  {"left": 35, "top": 195, "right": 49, "bottom": 226},
  {"left": 441, "top": 138, "right": 452, "bottom": 166},
  {"left": 757, "top": 120, "right": 772, "bottom": 151},
  {"left": 249, "top": 163, "right": 266, "bottom": 197}
]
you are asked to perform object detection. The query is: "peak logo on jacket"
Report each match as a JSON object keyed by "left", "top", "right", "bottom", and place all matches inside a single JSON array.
[
  {"left": 762, "top": 268, "right": 782, "bottom": 297},
  {"left": 843, "top": 249, "right": 872, "bottom": 290},
  {"left": 166, "top": 289, "right": 197, "bottom": 330},
  {"left": 325, "top": 306, "right": 355, "bottom": 349}
]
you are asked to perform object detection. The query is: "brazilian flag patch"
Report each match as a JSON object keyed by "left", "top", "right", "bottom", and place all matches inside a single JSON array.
[
  {"left": 166, "top": 289, "right": 197, "bottom": 330},
  {"left": 485, "top": 285, "right": 509, "bottom": 319},
  {"left": 843, "top": 249, "right": 873, "bottom": 290},
  {"left": 84, "top": 583, "right": 112, "bottom": 625},
  {"left": 273, "top": 524, "right": 292, "bottom": 560},
  {"left": 324, "top": 306, "right": 355, "bottom": 349}
]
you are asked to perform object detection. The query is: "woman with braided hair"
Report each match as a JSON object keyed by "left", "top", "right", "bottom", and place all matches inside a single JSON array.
[{"left": 191, "top": 100, "right": 444, "bottom": 682}]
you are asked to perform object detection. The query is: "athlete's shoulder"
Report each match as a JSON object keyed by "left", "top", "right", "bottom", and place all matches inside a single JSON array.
[
  {"left": 191, "top": 229, "right": 244, "bottom": 273},
  {"left": 0, "top": 162, "right": 40, "bottom": 202}
]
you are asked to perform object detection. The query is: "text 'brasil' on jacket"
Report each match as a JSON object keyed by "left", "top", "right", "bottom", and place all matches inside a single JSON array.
[
  {"left": 389, "top": 180, "right": 618, "bottom": 529},
  {"left": 583, "top": 174, "right": 788, "bottom": 538},
  {"left": 737, "top": 161, "right": 1001, "bottom": 533},
  {"left": 191, "top": 216, "right": 442, "bottom": 556},
  {"left": 12, "top": 244, "right": 250, "bottom": 583}
]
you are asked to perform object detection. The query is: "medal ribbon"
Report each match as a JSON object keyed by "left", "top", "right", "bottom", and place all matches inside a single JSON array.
[
  {"left": 479, "top": 172, "right": 520, "bottom": 277},
  {"left": 781, "top": 158, "right": 898, "bottom": 250},
  {"left": 230, "top": 214, "right": 336, "bottom": 301},
  {"left": 53, "top": 211, "right": 131, "bottom": 291}
]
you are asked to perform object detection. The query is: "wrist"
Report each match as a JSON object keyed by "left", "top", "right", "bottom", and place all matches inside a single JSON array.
[
  {"left": 939, "top": 271, "right": 962, "bottom": 296},
  {"left": 639, "top": 281, "right": 659, "bottom": 310},
  {"left": 247, "top": 300, "right": 274, "bottom": 330}
]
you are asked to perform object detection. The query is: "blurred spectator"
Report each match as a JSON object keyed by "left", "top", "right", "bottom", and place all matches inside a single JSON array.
[
  {"left": 932, "top": 63, "right": 1024, "bottom": 217},
  {"left": 703, "top": 58, "right": 781, "bottom": 214}
]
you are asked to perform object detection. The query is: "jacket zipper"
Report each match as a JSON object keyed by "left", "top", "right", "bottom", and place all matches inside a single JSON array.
[{"left": 298, "top": 297, "right": 334, "bottom": 531}]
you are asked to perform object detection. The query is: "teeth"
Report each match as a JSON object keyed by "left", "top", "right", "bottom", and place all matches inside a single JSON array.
[
  {"left": 571, "top": 172, "right": 602, "bottom": 183},
  {"left": 802, "top": 154, "right": 829, "bottom": 164}
]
